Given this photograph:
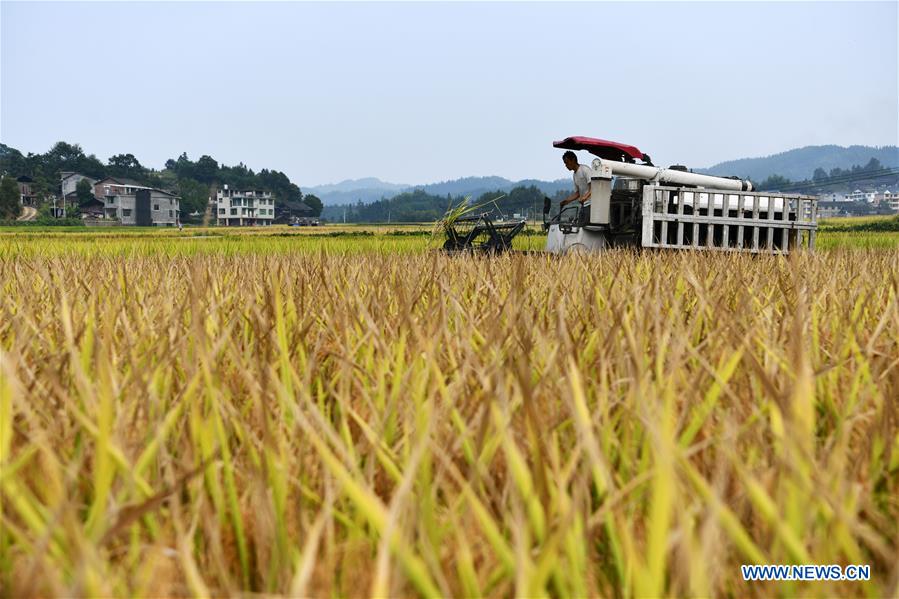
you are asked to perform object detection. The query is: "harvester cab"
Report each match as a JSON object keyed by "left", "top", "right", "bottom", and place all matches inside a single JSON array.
[{"left": 547, "top": 136, "right": 819, "bottom": 254}]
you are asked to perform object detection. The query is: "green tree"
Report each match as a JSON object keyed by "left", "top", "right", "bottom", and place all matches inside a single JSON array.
[
  {"left": 758, "top": 174, "right": 791, "bottom": 191},
  {"left": 194, "top": 155, "right": 219, "bottom": 184},
  {"left": 48, "top": 141, "right": 86, "bottom": 164},
  {"left": 813, "top": 168, "right": 828, "bottom": 181},
  {"left": 0, "top": 144, "right": 26, "bottom": 176},
  {"left": 177, "top": 179, "right": 212, "bottom": 222},
  {"left": 303, "top": 194, "right": 323, "bottom": 216},
  {"left": 76, "top": 178, "right": 94, "bottom": 205},
  {"left": 108, "top": 153, "right": 147, "bottom": 180},
  {"left": 166, "top": 152, "right": 195, "bottom": 180},
  {"left": 863, "top": 158, "right": 882, "bottom": 172},
  {"left": 0, "top": 176, "right": 22, "bottom": 219}
]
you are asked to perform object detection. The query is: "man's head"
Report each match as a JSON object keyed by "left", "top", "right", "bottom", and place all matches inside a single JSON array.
[{"left": 562, "top": 151, "right": 578, "bottom": 172}]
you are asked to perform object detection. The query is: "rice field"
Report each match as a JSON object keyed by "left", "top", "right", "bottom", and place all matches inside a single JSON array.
[{"left": 1, "top": 226, "right": 898, "bottom": 597}]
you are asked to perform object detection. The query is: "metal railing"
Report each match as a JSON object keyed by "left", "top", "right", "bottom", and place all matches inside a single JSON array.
[{"left": 641, "top": 185, "right": 818, "bottom": 253}]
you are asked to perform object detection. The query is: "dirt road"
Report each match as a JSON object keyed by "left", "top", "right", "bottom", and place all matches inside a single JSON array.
[{"left": 16, "top": 206, "right": 38, "bottom": 221}]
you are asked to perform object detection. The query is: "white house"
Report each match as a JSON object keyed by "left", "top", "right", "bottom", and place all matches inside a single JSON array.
[
  {"left": 845, "top": 189, "right": 866, "bottom": 202},
  {"left": 60, "top": 172, "right": 97, "bottom": 198},
  {"left": 817, "top": 192, "right": 846, "bottom": 203},
  {"left": 215, "top": 186, "right": 275, "bottom": 226}
]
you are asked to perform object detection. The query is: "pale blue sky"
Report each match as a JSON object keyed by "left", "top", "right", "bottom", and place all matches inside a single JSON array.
[{"left": 2, "top": 1, "right": 897, "bottom": 186}]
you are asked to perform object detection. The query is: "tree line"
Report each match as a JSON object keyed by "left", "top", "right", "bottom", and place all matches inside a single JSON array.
[
  {"left": 322, "top": 185, "right": 560, "bottom": 223},
  {"left": 755, "top": 157, "right": 893, "bottom": 191},
  {"left": 0, "top": 176, "right": 22, "bottom": 219},
  {"left": 0, "top": 142, "right": 322, "bottom": 220}
]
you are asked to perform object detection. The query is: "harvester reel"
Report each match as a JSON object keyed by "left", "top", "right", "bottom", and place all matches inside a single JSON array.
[{"left": 442, "top": 214, "right": 526, "bottom": 254}]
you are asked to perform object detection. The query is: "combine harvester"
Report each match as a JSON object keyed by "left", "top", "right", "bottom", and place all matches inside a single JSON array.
[{"left": 545, "top": 136, "right": 819, "bottom": 254}]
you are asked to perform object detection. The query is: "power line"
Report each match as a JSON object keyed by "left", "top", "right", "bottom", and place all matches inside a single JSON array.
[{"left": 761, "top": 168, "right": 899, "bottom": 192}]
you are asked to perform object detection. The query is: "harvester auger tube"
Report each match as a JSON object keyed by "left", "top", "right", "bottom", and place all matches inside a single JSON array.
[{"left": 590, "top": 158, "right": 753, "bottom": 192}]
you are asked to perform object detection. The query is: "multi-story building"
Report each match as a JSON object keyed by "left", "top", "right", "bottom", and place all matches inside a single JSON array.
[
  {"left": 215, "top": 186, "right": 275, "bottom": 226},
  {"left": 887, "top": 190, "right": 899, "bottom": 213},
  {"left": 60, "top": 172, "right": 97, "bottom": 198},
  {"left": 845, "top": 189, "right": 866, "bottom": 202},
  {"left": 94, "top": 177, "right": 180, "bottom": 226}
]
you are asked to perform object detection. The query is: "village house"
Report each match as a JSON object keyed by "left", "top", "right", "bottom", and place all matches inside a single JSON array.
[
  {"left": 816, "top": 198, "right": 894, "bottom": 218},
  {"left": 885, "top": 190, "right": 899, "bottom": 213},
  {"left": 814, "top": 185, "right": 899, "bottom": 214},
  {"left": 60, "top": 172, "right": 97, "bottom": 198},
  {"left": 845, "top": 189, "right": 867, "bottom": 202},
  {"left": 274, "top": 199, "right": 315, "bottom": 224},
  {"left": 94, "top": 177, "right": 180, "bottom": 226},
  {"left": 215, "top": 186, "right": 275, "bottom": 226},
  {"left": 16, "top": 176, "right": 38, "bottom": 206},
  {"left": 817, "top": 192, "right": 846, "bottom": 203},
  {"left": 75, "top": 194, "right": 107, "bottom": 219},
  {"left": 817, "top": 201, "right": 859, "bottom": 219}
]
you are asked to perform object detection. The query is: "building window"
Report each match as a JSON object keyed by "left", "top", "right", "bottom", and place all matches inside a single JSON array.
[
  {"left": 231, "top": 208, "right": 237, "bottom": 215},
  {"left": 154, "top": 204, "right": 160, "bottom": 211},
  {"left": 123, "top": 209, "right": 132, "bottom": 217},
  {"left": 169, "top": 210, "right": 173, "bottom": 218},
  {"left": 219, "top": 208, "right": 225, "bottom": 215}
]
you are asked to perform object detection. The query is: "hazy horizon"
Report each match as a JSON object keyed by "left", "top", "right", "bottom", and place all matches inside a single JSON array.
[{"left": 2, "top": 1, "right": 897, "bottom": 188}]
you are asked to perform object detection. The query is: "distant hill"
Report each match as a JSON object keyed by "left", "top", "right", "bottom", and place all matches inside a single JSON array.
[
  {"left": 310, "top": 175, "right": 571, "bottom": 205},
  {"left": 415, "top": 176, "right": 570, "bottom": 200},
  {"left": 303, "top": 178, "right": 410, "bottom": 205},
  {"left": 307, "top": 187, "right": 404, "bottom": 205},
  {"left": 698, "top": 145, "right": 899, "bottom": 182},
  {"left": 305, "top": 177, "right": 409, "bottom": 195}
]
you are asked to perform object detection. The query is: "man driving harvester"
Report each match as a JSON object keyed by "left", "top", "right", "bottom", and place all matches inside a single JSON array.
[{"left": 559, "top": 150, "right": 592, "bottom": 208}]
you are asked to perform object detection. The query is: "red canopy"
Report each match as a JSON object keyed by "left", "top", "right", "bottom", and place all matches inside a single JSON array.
[{"left": 553, "top": 136, "right": 648, "bottom": 164}]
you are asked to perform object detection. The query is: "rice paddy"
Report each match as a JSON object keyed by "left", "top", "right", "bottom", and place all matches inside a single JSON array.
[{"left": 1, "top": 224, "right": 898, "bottom": 597}]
